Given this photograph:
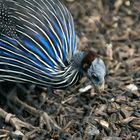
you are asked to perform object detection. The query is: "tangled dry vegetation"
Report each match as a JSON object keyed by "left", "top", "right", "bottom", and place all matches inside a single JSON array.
[{"left": 0, "top": 0, "right": 140, "bottom": 139}]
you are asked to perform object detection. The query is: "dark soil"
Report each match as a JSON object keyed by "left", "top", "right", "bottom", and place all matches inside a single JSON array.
[{"left": 0, "top": 0, "right": 140, "bottom": 139}]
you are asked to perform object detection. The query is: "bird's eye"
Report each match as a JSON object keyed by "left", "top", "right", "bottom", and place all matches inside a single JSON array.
[{"left": 92, "top": 74, "right": 99, "bottom": 82}]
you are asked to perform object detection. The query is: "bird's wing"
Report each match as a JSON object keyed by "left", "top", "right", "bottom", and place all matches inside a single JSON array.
[
  {"left": 0, "top": 0, "right": 76, "bottom": 70},
  {"left": 0, "top": 0, "right": 77, "bottom": 86}
]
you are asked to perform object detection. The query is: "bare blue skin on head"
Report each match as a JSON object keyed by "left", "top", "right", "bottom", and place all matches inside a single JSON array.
[{"left": 87, "top": 58, "right": 106, "bottom": 87}]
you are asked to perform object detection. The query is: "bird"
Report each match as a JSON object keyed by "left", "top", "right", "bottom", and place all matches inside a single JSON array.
[{"left": 0, "top": 0, "right": 106, "bottom": 130}]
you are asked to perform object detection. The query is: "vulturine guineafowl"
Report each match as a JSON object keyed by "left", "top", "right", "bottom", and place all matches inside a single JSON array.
[{"left": 0, "top": 0, "right": 106, "bottom": 131}]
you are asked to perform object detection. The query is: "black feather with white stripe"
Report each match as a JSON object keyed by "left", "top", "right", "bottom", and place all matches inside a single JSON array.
[{"left": 0, "top": 0, "right": 80, "bottom": 88}]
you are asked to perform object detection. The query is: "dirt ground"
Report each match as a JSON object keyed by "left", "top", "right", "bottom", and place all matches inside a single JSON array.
[{"left": 0, "top": 0, "right": 140, "bottom": 139}]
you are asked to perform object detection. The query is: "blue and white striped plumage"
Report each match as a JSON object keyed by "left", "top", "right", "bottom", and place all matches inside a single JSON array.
[{"left": 0, "top": 0, "right": 80, "bottom": 88}]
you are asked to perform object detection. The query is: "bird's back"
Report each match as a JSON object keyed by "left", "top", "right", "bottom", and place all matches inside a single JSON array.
[{"left": 0, "top": 0, "right": 78, "bottom": 88}]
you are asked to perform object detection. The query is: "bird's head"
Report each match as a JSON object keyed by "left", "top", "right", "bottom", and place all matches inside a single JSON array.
[{"left": 81, "top": 51, "right": 106, "bottom": 92}]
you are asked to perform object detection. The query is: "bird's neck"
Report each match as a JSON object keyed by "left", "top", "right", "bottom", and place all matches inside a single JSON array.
[
  {"left": 70, "top": 51, "right": 86, "bottom": 72},
  {"left": 55, "top": 50, "right": 97, "bottom": 89},
  {"left": 71, "top": 50, "right": 97, "bottom": 73}
]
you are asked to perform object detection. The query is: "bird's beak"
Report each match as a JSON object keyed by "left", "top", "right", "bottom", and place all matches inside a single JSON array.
[{"left": 93, "top": 81, "right": 105, "bottom": 93}]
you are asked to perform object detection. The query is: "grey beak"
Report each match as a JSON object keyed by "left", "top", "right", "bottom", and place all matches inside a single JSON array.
[{"left": 93, "top": 81, "right": 105, "bottom": 93}]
